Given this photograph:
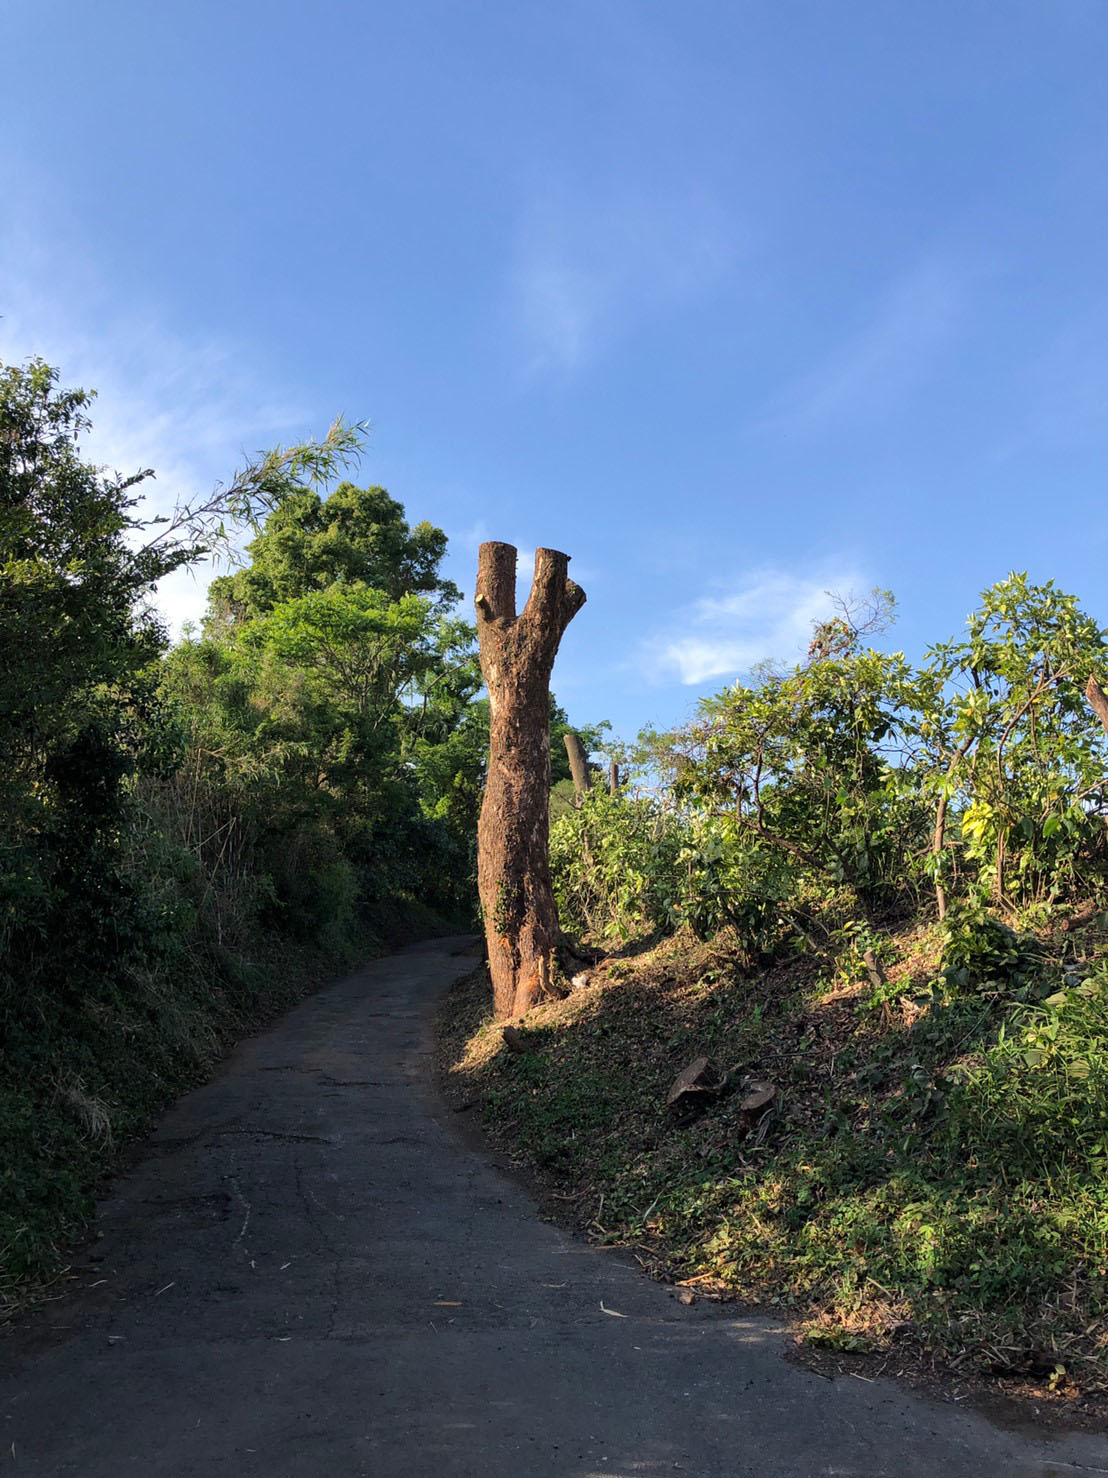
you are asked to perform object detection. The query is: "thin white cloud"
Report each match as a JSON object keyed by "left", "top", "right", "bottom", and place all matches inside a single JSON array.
[
  {"left": 509, "top": 183, "right": 737, "bottom": 374},
  {"left": 759, "top": 257, "right": 965, "bottom": 434},
  {"left": 646, "top": 565, "right": 869, "bottom": 686},
  {"left": 0, "top": 209, "right": 311, "bottom": 636}
]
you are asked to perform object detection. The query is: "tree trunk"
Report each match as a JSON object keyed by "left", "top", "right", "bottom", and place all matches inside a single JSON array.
[
  {"left": 1087, "top": 675, "right": 1108, "bottom": 736},
  {"left": 475, "top": 542, "right": 585, "bottom": 1020},
  {"left": 563, "top": 731, "right": 592, "bottom": 805},
  {"left": 609, "top": 759, "right": 619, "bottom": 796},
  {"left": 932, "top": 788, "right": 951, "bottom": 921}
]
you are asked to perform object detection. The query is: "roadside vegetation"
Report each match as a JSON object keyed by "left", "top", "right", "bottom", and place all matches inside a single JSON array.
[
  {"left": 446, "top": 581, "right": 1108, "bottom": 1406},
  {"left": 0, "top": 356, "right": 591, "bottom": 1312}
]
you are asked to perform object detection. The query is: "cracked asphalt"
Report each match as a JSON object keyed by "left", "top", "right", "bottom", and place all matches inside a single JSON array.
[{"left": 2, "top": 935, "right": 1106, "bottom": 1476}]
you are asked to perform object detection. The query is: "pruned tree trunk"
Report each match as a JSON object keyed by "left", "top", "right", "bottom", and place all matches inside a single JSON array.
[
  {"left": 1087, "top": 674, "right": 1108, "bottom": 736},
  {"left": 475, "top": 542, "right": 585, "bottom": 1020},
  {"left": 563, "top": 731, "right": 592, "bottom": 805},
  {"left": 609, "top": 759, "right": 619, "bottom": 796}
]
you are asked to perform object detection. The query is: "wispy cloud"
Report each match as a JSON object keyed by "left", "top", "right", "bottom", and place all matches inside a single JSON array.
[
  {"left": 509, "top": 183, "right": 736, "bottom": 374},
  {"left": 646, "top": 564, "right": 869, "bottom": 686},
  {"left": 759, "top": 257, "right": 965, "bottom": 434},
  {"left": 0, "top": 211, "right": 308, "bottom": 635}
]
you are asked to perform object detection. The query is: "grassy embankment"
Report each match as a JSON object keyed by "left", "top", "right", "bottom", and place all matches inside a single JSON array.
[{"left": 442, "top": 912, "right": 1108, "bottom": 1407}]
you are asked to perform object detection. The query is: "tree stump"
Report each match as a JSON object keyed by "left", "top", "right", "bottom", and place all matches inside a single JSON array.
[{"left": 475, "top": 542, "right": 585, "bottom": 1020}]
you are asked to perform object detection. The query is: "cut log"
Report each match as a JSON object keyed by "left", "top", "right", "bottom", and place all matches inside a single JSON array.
[
  {"left": 666, "top": 1056, "right": 725, "bottom": 1109},
  {"left": 1061, "top": 900, "right": 1098, "bottom": 932}
]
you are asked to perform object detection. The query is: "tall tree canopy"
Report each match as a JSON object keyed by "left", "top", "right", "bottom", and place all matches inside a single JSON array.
[
  {"left": 205, "top": 481, "right": 459, "bottom": 627},
  {"left": 164, "top": 481, "right": 482, "bottom": 934}
]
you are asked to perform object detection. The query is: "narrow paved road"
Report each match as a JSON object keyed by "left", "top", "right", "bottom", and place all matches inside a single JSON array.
[{"left": 2, "top": 938, "right": 1105, "bottom": 1477}]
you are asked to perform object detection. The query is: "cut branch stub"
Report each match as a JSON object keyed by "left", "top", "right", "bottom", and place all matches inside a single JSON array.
[
  {"left": 476, "top": 542, "right": 586, "bottom": 1020},
  {"left": 861, "top": 948, "right": 887, "bottom": 994},
  {"left": 474, "top": 540, "right": 518, "bottom": 624}
]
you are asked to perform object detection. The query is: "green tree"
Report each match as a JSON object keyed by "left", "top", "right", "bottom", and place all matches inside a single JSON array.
[
  {"left": 677, "top": 594, "right": 923, "bottom": 904},
  {"left": 920, "top": 573, "right": 1108, "bottom": 913},
  {"left": 166, "top": 482, "right": 484, "bottom": 932},
  {"left": 205, "top": 481, "right": 459, "bottom": 628},
  {"left": 1, "top": 360, "right": 166, "bottom": 989}
]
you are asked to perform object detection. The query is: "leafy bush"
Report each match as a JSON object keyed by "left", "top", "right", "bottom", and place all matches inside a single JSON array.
[
  {"left": 921, "top": 574, "right": 1108, "bottom": 909},
  {"left": 676, "top": 605, "right": 928, "bottom": 907},
  {"left": 551, "top": 789, "right": 684, "bottom": 941},
  {"left": 934, "top": 901, "right": 1047, "bottom": 1002},
  {"left": 948, "top": 962, "right": 1108, "bottom": 1177},
  {"left": 669, "top": 821, "right": 793, "bottom": 952}
]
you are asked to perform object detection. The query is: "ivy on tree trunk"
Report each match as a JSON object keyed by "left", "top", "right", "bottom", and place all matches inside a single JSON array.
[{"left": 475, "top": 542, "right": 585, "bottom": 1020}]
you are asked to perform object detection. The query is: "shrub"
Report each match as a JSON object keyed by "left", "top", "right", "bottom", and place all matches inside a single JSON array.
[
  {"left": 551, "top": 789, "right": 685, "bottom": 942},
  {"left": 948, "top": 961, "right": 1108, "bottom": 1178}
]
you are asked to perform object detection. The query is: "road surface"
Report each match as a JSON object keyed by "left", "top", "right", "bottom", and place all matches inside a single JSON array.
[{"left": 1, "top": 936, "right": 1105, "bottom": 1476}]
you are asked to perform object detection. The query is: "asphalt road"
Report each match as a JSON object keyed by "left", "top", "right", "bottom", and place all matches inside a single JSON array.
[{"left": 2, "top": 936, "right": 1106, "bottom": 1476}]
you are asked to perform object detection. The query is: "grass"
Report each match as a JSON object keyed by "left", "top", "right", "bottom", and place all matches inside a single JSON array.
[{"left": 441, "top": 915, "right": 1108, "bottom": 1409}]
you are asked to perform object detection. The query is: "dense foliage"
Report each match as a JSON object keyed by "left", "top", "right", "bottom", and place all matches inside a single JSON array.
[{"left": 162, "top": 479, "right": 484, "bottom": 936}]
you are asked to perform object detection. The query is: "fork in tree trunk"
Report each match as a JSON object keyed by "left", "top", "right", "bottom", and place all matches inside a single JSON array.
[{"left": 474, "top": 542, "right": 585, "bottom": 1020}]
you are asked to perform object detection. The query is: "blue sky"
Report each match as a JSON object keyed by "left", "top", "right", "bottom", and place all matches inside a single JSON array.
[{"left": 2, "top": 0, "right": 1105, "bottom": 743}]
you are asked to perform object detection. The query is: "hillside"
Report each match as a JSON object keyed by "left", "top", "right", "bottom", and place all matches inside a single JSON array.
[{"left": 441, "top": 908, "right": 1108, "bottom": 1417}]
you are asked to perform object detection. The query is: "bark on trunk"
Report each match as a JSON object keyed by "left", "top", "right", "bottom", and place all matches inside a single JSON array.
[
  {"left": 563, "top": 731, "right": 592, "bottom": 805},
  {"left": 1087, "top": 675, "right": 1108, "bottom": 736},
  {"left": 475, "top": 542, "right": 585, "bottom": 1020},
  {"left": 609, "top": 759, "right": 620, "bottom": 796}
]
